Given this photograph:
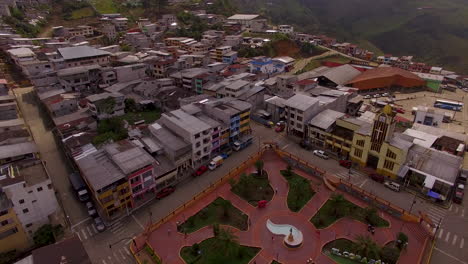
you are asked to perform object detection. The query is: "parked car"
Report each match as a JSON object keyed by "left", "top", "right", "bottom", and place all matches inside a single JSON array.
[
  {"left": 193, "top": 165, "right": 208, "bottom": 177},
  {"left": 339, "top": 160, "right": 352, "bottom": 169},
  {"left": 382, "top": 93, "right": 390, "bottom": 97},
  {"left": 384, "top": 181, "right": 401, "bottom": 192},
  {"left": 396, "top": 108, "right": 405, "bottom": 114},
  {"left": 313, "top": 150, "right": 329, "bottom": 159},
  {"left": 456, "top": 183, "right": 465, "bottom": 192},
  {"left": 220, "top": 153, "right": 229, "bottom": 159},
  {"left": 453, "top": 191, "right": 464, "bottom": 204},
  {"left": 86, "top": 202, "right": 97, "bottom": 217},
  {"left": 156, "top": 187, "right": 175, "bottom": 199},
  {"left": 299, "top": 139, "right": 313, "bottom": 150},
  {"left": 275, "top": 121, "right": 286, "bottom": 132},
  {"left": 458, "top": 174, "right": 467, "bottom": 184},
  {"left": 94, "top": 217, "right": 106, "bottom": 232},
  {"left": 370, "top": 173, "right": 385, "bottom": 183},
  {"left": 364, "top": 95, "right": 371, "bottom": 99},
  {"left": 373, "top": 94, "right": 380, "bottom": 98}
]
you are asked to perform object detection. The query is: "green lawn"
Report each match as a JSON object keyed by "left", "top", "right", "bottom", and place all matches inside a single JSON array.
[
  {"left": 311, "top": 197, "right": 389, "bottom": 229},
  {"left": 280, "top": 170, "right": 315, "bottom": 212},
  {"left": 90, "top": 0, "right": 118, "bottom": 14},
  {"left": 179, "top": 197, "right": 248, "bottom": 234},
  {"left": 301, "top": 54, "right": 351, "bottom": 72},
  {"left": 328, "top": 254, "right": 362, "bottom": 264},
  {"left": 71, "top": 7, "right": 95, "bottom": 19},
  {"left": 118, "top": 110, "right": 160, "bottom": 125},
  {"left": 230, "top": 173, "right": 274, "bottom": 206},
  {"left": 180, "top": 238, "right": 260, "bottom": 264}
]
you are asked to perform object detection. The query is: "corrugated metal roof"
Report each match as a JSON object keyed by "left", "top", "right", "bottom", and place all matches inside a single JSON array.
[
  {"left": 58, "top": 46, "right": 110, "bottom": 60},
  {"left": 309, "top": 109, "right": 345, "bottom": 130}
]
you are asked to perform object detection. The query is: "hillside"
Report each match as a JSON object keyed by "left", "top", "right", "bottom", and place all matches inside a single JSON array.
[{"left": 232, "top": 0, "right": 468, "bottom": 73}]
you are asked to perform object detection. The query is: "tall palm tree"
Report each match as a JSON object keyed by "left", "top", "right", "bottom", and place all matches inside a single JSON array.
[
  {"left": 353, "top": 235, "right": 381, "bottom": 260},
  {"left": 255, "top": 160, "right": 264, "bottom": 176},
  {"left": 215, "top": 227, "right": 240, "bottom": 257},
  {"left": 330, "top": 193, "right": 346, "bottom": 217}
]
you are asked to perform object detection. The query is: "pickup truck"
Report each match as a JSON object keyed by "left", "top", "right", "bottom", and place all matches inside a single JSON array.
[{"left": 208, "top": 155, "right": 224, "bottom": 170}]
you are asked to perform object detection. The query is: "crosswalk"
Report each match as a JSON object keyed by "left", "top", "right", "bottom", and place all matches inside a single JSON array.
[
  {"left": 425, "top": 204, "right": 447, "bottom": 225},
  {"left": 100, "top": 243, "right": 134, "bottom": 264},
  {"left": 437, "top": 228, "right": 465, "bottom": 249},
  {"left": 333, "top": 169, "right": 368, "bottom": 182}
]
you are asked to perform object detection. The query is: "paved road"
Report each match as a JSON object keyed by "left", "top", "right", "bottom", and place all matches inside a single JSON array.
[{"left": 14, "top": 87, "right": 87, "bottom": 226}]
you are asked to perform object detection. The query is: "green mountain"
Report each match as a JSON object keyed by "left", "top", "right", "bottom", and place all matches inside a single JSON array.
[{"left": 231, "top": 0, "right": 468, "bottom": 73}]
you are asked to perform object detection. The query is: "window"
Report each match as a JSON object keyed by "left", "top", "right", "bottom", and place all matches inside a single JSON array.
[
  {"left": 130, "top": 177, "right": 140, "bottom": 185},
  {"left": 195, "top": 133, "right": 200, "bottom": 139},
  {"left": 354, "top": 148, "right": 363, "bottom": 158},
  {"left": 296, "top": 124, "right": 302, "bottom": 129},
  {"left": 383, "top": 160, "right": 395, "bottom": 171},
  {"left": 386, "top": 149, "right": 397, "bottom": 159},
  {"left": 297, "top": 116, "right": 303, "bottom": 122},
  {"left": 195, "top": 142, "right": 201, "bottom": 148},
  {"left": 22, "top": 208, "right": 29, "bottom": 214},
  {"left": 19, "top": 199, "right": 24, "bottom": 204},
  {"left": 356, "top": 140, "right": 365, "bottom": 147},
  {"left": 290, "top": 113, "right": 295, "bottom": 119},
  {"left": 37, "top": 187, "right": 43, "bottom": 192}
]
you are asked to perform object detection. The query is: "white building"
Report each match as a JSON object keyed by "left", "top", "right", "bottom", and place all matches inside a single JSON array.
[
  {"left": 1, "top": 164, "right": 59, "bottom": 237},
  {"left": 278, "top": 25, "right": 294, "bottom": 34},
  {"left": 414, "top": 106, "right": 446, "bottom": 127}
]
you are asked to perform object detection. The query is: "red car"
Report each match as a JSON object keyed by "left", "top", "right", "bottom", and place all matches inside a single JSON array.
[
  {"left": 370, "top": 173, "right": 385, "bottom": 183},
  {"left": 339, "top": 160, "right": 352, "bottom": 169},
  {"left": 453, "top": 191, "right": 464, "bottom": 204},
  {"left": 396, "top": 108, "right": 405, "bottom": 114},
  {"left": 193, "top": 165, "right": 208, "bottom": 177},
  {"left": 156, "top": 187, "right": 175, "bottom": 199}
]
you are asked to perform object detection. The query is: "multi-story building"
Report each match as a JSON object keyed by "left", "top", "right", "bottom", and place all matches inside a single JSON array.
[
  {"left": 86, "top": 92, "right": 125, "bottom": 120},
  {"left": 0, "top": 190, "right": 29, "bottom": 253},
  {"left": 68, "top": 25, "right": 94, "bottom": 37},
  {"left": 226, "top": 14, "right": 267, "bottom": 32},
  {"left": 57, "top": 65, "right": 102, "bottom": 92},
  {"left": 278, "top": 25, "right": 294, "bottom": 34},
  {"left": 74, "top": 144, "right": 133, "bottom": 219},
  {"left": 57, "top": 46, "right": 111, "bottom": 68},
  {"left": 284, "top": 94, "right": 322, "bottom": 137},
  {"left": 211, "top": 46, "right": 232, "bottom": 62},
  {"left": 159, "top": 109, "right": 213, "bottom": 167},
  {"left": 1, "top": 163, "right": 59, "bottom": 236}
]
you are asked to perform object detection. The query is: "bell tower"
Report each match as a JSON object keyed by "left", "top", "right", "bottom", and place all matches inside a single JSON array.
[{"left": 370, "top": 105, "right": 395, "bottom": 153}]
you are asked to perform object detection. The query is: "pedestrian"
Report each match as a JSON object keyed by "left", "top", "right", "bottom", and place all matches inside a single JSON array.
[
  {"left": 275, "top": 188, "right": 278, "bottom": 194},
  {"left": 167, "top": 228, "right": 171, "bottom": 236}
]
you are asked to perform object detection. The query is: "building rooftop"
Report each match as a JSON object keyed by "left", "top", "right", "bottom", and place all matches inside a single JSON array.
[
  {"left": 227, "top": 14, "right": 260, "bottom": 20},
  {"left": 321, "top": 64, "right": 361, "bottom": 85},
  {"left": 58, "top": 46, "right": 111, "bottom": 61},
  {"left": 284, "top": 94, "right": 319, "bottom": 111},
  {"left": 309, "top": 109, "right": 345, "bottom": 130},
  {"left": 75, "top": 149, "right": 125, "bottom": 191},
  {"left": 225, "top": 79, "right": 250, "bottom": 91},
  {"left": 149, "top": 123, "right": 191, "bottom": 152},
  {"left": 7, "top": 47, "right": 35, "bottom": 57},
  {"left": 86, "top": 92, "right": 122, "bottom": 102},
  {"left": 163, "top": 109, "right": 212, "bottom": 134},
  {"left": 104, "top": 141, "right": 154, "bottom": 175},
  {"left": 32, "top": 235, "right": 91, "bottom": 264},
  {"left": 0, "top": 141, "right": 38, "bottom": 160},
  {"left": 0, "top": 118, "right": 24, "bottom": 128},
  {"left": 57, "top": 65, "right": 101, "bottom": 77}
]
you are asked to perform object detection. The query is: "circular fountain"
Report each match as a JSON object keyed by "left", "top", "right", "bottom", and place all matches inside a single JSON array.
[{"left": 266, "top": 219, "right": 303, "bottom": 249}]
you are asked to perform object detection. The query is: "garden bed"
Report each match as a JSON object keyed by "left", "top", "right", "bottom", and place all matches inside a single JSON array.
[
  {"left": 230, "top": 172, "right": 274, "bottom": 206},
  {"left": 311, "top": 195, "right": 389, "bottom": 229},
  {"left": 180, "top": 237, "right": 260, "bottom": 264},
  {"left": 280, "top": 169, "right": 315, "bottom": 212},
  {"left": 179, "top": 197, "right": 248, "bottom": 234}
]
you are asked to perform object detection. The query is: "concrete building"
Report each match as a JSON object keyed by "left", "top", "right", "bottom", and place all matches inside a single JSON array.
[
  {"left": 413, "top": 106, "right": 445, "bottom": 127},
  {"left": 114, "top": 63, "right": 147, "bottom": 83},
  {"left": 74, "top": 144, "right": 133, "bottom": 219},
  {"left": 87, "top": 92, "right": 125, "bottom": 120},
  {"left": 284, "top": 94, "right": 322, "bottom": 137},
  {"left": 1, "top": 163, "right": 60, "bottom": 236},
  {"left": 57, "top": 46, "right": 111, "bottom": 68},
  {"left": 226, "top": 14, "right": 267, "bottom": 32},
  {"left": 57, "top": 65, "right": 102, "bottom": 92},
  {"left": 278, "top": 25, "right": 294, "bottom": 34},
  {"left": 211, "top": 46, "right": 232, "bottom": 62},
  {"left": 53, "top": 109, "right": 97, "bottom": 138},
  {"left": 159, "top": 109, "right": 213, "bottom": 167},
  {"left": 0, "top": 190, "right": 29, "bottom": 253},
  {"left": 42, "top": 93, "right": 78, "bottom": 117}
]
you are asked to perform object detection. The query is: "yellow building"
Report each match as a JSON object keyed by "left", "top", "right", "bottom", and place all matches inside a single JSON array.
[
  {"left": 349, "top": 105, "right": 411, "bottom": 179},
  {"left": 0, "top": 192, "right": 29, "bottom": 253},
  {"left": 309, "top": 106, "right": 412, "bottom": 179}
]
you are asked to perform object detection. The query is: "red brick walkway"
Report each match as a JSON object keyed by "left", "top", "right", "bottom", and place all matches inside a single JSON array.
[{"left": 145, "top": 150, "right": 429, "bottom": 264}]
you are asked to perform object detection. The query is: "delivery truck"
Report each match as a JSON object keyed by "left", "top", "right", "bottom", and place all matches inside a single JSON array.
[{"left": 208, "top": 155, "right": 224, "bottom": 170}]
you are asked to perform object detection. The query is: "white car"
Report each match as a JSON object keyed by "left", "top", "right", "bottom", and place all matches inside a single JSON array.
[
  {"left": 364, "top": 95, "right": 371, "bottom": 99},
  {"left": 313, "top": 150, "right": 329, "bottom": 159},
  {"left": 94, "top": 217, "right": 106, "bottom": 232},
  {"left": 373, "top": 94, "right": 381, "bottom": 98},
  {"left": 382, "top": 93, "right": 390, "bottom": 97}
]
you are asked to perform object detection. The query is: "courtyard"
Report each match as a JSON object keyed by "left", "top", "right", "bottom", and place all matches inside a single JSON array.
[{"left": 132, "top": 149, "right": 431, "bottom": 264}]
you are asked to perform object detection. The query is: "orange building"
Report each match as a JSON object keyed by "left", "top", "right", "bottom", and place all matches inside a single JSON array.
[{"left": 346, "top": 67, "right": 425, "bottom": 92}]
